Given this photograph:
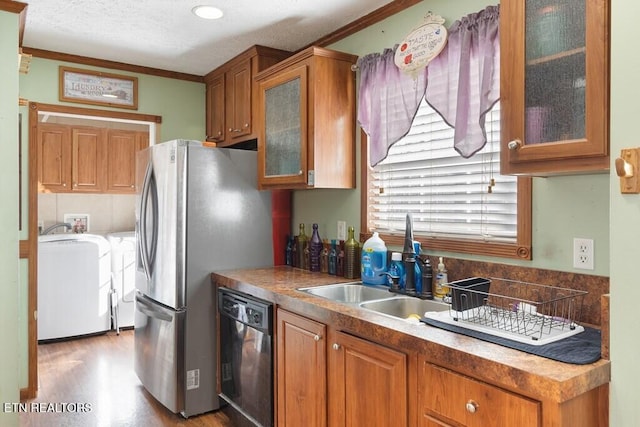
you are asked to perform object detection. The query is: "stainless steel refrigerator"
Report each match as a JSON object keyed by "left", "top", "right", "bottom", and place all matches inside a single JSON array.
[{"left": 134, "top": 139, "right": 274, "bottom": 418}]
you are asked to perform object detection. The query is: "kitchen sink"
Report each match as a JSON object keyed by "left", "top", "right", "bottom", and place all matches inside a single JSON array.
[
  {"left": 298, "top": 282, "right": 394, "bottom": 303},
  {"left": 359, "top": 297, "right": 449, "bottom": 320}
]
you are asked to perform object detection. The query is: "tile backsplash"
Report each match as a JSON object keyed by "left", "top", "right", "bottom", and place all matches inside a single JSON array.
[{"left": 38, "top": 193, "right": 136, "bottom": 235}]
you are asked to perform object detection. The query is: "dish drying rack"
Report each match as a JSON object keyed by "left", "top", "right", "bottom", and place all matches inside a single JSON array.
[{"left": 424, "top": 277, "right": 588, "bottom": 346}]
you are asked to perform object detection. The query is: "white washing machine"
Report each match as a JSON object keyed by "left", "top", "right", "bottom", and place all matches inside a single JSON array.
[
  {"left": 38, "top": 234, "right": 112, "bottom": 341},
  {"left": 107, "top": 231, "right": 136, "bottom": 330}
]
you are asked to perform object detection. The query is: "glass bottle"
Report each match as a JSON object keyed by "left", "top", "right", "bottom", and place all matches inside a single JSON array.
[
  {"left": 303, "top": 243, "right": 310, "bottom": 270},
  {"left": 344, "top": 226, "right": 360, "bottom": 279},
  {"left": 328, "top": 239, "right": 337, "bottom": 275},
  {"left": 297, "top": 223, "right": 308, "bottom": 269},
  {"left": 291, "top": 235, "right": 298, "bottom": 268},
  {"left": 320, "top": 240, "right": 329, "bottom": 273},
  {"left": 336, "top": 240, "right": 345, "bottom": 277},
  {"left": 309, "top": 223, "right": 322, "bottom": 272},
  {"left": 285, "top": 234, "right": 293, "bottom": 266}
]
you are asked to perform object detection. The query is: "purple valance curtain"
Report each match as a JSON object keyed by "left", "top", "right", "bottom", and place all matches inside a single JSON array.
[
  {"left": 356, "top": 46, "right": 427, "bottom": 167},
  {"left": 357, "top": 5, "right": 500, "bottom": 165},
  {"left": 425, "top": 5, "right": 500, "bottom": 158}
]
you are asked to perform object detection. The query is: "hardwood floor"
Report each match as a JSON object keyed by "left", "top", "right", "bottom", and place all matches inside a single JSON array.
[{"left": 19, "top": 330, "right": 246, "bottom": 427}]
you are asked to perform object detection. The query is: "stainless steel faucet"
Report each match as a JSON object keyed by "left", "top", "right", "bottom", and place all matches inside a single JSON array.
[{"left": 41, "top": 222, "right": 72, "bottom": 235}]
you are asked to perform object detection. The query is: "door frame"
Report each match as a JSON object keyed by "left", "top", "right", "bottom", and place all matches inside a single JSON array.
[{"left": 21, "top": 102, "right": 161, "bottom": 398}]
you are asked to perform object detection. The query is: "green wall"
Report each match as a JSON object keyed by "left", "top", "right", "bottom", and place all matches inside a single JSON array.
[
  {"left": 610, "top": 1, "right": 640, "bottom": 425},
  {"left": 19, "top": 57, "right": 206, "bottom": 142},
  {"left": 293, "top": 0, "right": 611, "bottom": 277},
  {"left": 0, "top": 9, "right": 21, "bottom": 427}
]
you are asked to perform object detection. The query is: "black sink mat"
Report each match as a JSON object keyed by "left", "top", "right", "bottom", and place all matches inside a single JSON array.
[{"left": 420, "top": 317, "right": 601, "bottom": 365}]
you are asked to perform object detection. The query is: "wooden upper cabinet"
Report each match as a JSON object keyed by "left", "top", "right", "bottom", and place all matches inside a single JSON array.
[
  {"left": 204, "top": 45, "right": 291, "bottom": 147},
  {"left": 71, "top": 126, "right": 107, "bottom": 192},
  {"left": 206, "top": 74, "right": 225, "bottom": 143},
  {"left": 255, "top": 46, "right": 357, "bottom": 190},
  {"left": 37, "top": 123, "right": 148, "bottom": 194},
  {"left": 500, "top": 0, "right": 609, "bottom": 175},
  {"left": 106, "top": 130, "right": 149, "bottom": 193},
  {"left": 38, "top": 123, "right": 71, "bottom": 192},
  {"left": 226, "top": 58, "right": 252, "bottom": 140}
]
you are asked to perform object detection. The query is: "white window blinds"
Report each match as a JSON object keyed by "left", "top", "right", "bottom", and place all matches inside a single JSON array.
[{"left": 367, "top": 100, "right": 517, "bottom": 242}]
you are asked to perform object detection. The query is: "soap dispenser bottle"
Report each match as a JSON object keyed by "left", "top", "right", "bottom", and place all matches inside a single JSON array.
[{"left": 434, "top": 257, "right": 448, "bottom": 299}]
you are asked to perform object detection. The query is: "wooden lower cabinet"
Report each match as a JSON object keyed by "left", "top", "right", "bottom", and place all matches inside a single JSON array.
[
  {"left": 328, "top": 329, "right": 408, "bottom": 427},
  {"left": 419, "top": 362, "right": 539, "bottom": 427},
  {"left": 276, "top": 308, "right": 410, "bottom": 427},
  {"left": 276, "top": 308, "right": 607, "bottom": 427},
  {"left": 276, "top": 308, "right": 327, "bottom": 427},
  {"left": 419, "top": 358, "right": 608, "bottom": 427}
]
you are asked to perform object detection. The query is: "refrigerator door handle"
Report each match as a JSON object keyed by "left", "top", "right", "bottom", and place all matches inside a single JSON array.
[
  {"left": 135, "top": 293, "right": 174, "bottom": 322},
  {"left": 138, "top": 163, "right": 159, "bottom": 281}
]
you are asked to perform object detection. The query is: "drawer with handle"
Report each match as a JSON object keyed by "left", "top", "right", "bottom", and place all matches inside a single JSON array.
[{"left": 419, "top": 361, "right": 540, "bottom": 427}]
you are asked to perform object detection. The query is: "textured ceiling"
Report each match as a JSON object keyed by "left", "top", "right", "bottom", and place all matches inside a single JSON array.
[{"left": 21, "top": 0, "right": 395, "bottom": 76}]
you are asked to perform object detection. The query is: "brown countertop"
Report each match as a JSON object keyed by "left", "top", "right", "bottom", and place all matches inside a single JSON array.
[{"left": 211, "top": 265, "right": 610, "bottom": 404}]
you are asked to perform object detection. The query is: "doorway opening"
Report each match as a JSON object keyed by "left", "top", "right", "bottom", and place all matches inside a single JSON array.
[{"left": 24, "top": 102, "right": 162, "bottom": 398}]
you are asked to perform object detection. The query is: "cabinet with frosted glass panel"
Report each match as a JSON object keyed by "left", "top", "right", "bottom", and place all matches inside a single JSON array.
[
  {"left": 255, "top": 46, "right": 357, "bottom": 189},
  {"left": 500, "top": 0, "right": 609, "bottom": 175}
]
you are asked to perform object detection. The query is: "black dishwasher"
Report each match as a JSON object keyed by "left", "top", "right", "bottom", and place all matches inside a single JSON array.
[{"left": 218, "top": 288, "right": 274, "bottom": 427}]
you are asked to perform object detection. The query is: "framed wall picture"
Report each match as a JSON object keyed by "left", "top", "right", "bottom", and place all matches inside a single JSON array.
[{"left": 59, "top": 66, "right": 138, "bottom": 110}]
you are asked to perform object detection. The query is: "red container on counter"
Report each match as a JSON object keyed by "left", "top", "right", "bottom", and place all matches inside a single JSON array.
[{"left": 271, "top": 190, "right": 292, "bottom": 266}]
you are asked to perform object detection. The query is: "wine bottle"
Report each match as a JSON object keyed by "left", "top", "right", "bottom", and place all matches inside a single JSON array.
[
  {"left": 344, "top": 226, "right": 360, "bottom": 279},
  {"left": 297, "top": 223, "right": 308, "bottom": 269},
  {"left": 309, "top": 224, "right": 322, "bottom": 272}
]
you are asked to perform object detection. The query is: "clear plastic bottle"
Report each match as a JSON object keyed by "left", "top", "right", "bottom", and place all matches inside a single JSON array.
[
  {"left": 434, "top": 257, "right": 448, "bottom": 299},
  {"left": 361, "top": 232, "right": 388, "bottom": 285},
  {"left": 388, "top": 252, "right": 404, "bottom": 290},
  {"left": 413, "top": 241, "right": 422, "bottom": 294}
]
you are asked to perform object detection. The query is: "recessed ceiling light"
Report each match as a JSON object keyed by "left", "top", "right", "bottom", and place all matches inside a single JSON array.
[{"left": 192, "top": 5, "right": 224, "bottom": 20}]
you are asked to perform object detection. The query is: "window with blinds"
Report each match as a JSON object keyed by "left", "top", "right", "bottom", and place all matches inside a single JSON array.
[{"left": 367, "top": 100, "right": 518, "bottom": 243}]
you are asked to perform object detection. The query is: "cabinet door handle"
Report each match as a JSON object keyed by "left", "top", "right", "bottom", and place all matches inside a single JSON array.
[
  {"left": 313, "top": 334, "right": 322, "bottom": 341},
  {"left": 507, "top": 139, "right": 523, "bottom": 150},
  {"left": 465, "top": 400, "right": 479, "bottom": 414},
  {"left": 332, "top": 343, "right": 340, "bottom": 350}
]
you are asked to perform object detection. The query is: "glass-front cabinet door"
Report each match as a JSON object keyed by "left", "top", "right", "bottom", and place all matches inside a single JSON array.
[
  {"left": 258, "top": 65, "right": 309, "bottom": 187},
  {"left": 500, "top": 0, "right": 609, "bottom": 175}
]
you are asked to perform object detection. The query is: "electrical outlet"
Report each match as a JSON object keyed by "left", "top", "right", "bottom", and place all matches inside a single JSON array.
[
  {"left": 573, "top": 238, "right": 594, "bottom": 270},
  {"left": 337, "top": 221, "right": 347, "bottom": 241}
]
